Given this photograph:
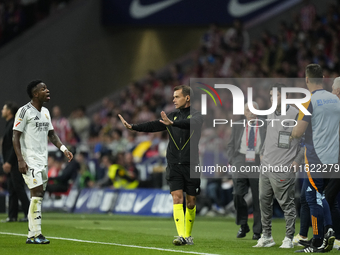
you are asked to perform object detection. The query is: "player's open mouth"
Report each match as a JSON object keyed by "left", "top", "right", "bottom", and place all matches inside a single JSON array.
[{"left": 47, "top": 94, "right": 50, "bottom": 100}]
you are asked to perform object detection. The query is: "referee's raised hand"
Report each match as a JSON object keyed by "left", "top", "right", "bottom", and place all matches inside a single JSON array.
[
  {"left": 160, "top": 111, "right": 173, "bottom": 126},
  {"left": 118, "top": 114, "right": 133, "bottom": 130}
]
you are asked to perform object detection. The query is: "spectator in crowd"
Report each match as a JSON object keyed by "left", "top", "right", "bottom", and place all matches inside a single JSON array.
[
  {"left": 223, "top": 19, "right": 250, "bottom": 52},
  {"left": 52, "top": 105, "right": 73, "bottom": 145},
  {"left": 69, "top": 106, "right": 90, "bottom": 144},
  {"left": 108, "top": 129, "right": 128, "bottom": 156},
  {"left": 46, "top": 150, "right": 79, "bottom": 194},
  {"left": 89, "top": 112, "right": 103, "bottom": 140}
]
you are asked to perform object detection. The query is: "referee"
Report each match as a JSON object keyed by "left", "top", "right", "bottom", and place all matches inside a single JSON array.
[{"left": 119, "top": 85, "right": 203, "bottom": 246}]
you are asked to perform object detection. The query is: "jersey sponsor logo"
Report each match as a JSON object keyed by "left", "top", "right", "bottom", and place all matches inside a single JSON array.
[
  {"left": 129, "top": 0, "right": 183, "bottom": 19},
  {"left": 36, "top": 122, "right": 49, "bottom": 132},
  {"left": 15, "top": 122, "right": 21, "bottom": 127}
]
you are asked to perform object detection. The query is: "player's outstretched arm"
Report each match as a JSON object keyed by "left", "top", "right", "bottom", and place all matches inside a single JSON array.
[
  {"left": 48, "top": 130, "right": 73, "bottom": 162},
  {"left": 119, "top": 113, "right": 166, "bottom": 132},
  {"left": 12, "top": 130, "right": 28, "bottom": 174},
  {"left": 118, "top": 114, "right": 133, "bottom": 130}
]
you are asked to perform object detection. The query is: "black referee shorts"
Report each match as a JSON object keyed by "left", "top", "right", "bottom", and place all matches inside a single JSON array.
[{"left": 166, "top": 163, "right": 201, "bottom": 196}]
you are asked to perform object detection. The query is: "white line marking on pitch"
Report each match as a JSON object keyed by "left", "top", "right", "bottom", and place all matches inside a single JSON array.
[{"left": 0, "top": 232, "right": 219, "bottom": 255}]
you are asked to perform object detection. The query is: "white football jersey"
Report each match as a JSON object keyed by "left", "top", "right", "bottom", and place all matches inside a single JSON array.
[{"left": 13, "top": 102, "right": 54, "bottom": 166}]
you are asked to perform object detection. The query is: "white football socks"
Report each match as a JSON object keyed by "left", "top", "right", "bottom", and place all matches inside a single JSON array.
[{"left": 28, "top": 197, "right": 43, "bottom": 237}]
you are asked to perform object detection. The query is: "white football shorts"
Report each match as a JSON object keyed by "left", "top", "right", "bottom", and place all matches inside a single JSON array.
[{"left": 22, "top": 164, "right": 48, "bottom": 190}]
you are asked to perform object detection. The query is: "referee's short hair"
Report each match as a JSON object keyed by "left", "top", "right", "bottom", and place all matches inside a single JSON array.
[
  {"left": 4, "top": 101, "right": 18, "bottom": 116},
  {"left": 174, "top": 85, "right": 194, "bottom": 100},
  {"left": 306, "top": 64, "right": 323, "bottom": 84}
]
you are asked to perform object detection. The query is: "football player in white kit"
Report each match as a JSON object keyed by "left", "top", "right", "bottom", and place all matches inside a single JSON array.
[{"left": 13, "top": 80, "right": 73, "bottom": 244}]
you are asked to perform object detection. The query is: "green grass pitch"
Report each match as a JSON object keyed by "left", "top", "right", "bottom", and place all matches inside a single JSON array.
[{"left": 0, "top": 213, "right": 309, "bottom": 255}]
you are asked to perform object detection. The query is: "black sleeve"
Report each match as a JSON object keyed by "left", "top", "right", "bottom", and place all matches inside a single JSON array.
[
  {"left": 171, "top": 111, "right": 203, "bottom": 130},
  {"left": 6, "top": 127, "right": 17, "bottom": 166},
  {"left": 132, "top": 120, "right": 167, "bottom": 132}
]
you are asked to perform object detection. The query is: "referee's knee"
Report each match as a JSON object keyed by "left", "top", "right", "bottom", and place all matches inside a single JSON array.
[{"left": 171, "top": 191, "right": 184, "bottom": 204}]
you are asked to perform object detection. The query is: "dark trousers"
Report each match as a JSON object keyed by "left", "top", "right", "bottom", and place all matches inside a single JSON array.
[
  {"left": 325, "top": 178, "right": 340, "bottom": 239},
  {"left": 7, "top": 166, "right": 30, "bottom": 219},
  {"left": 233, "top": 177, "right": 261, "bottom": 234},
  {"left": 232, "top": 153, "right": 262, "bottom": 234},
  {"left": 305, "top": 177, "right": 332, "bottom": 239},
  {"left": 299, "top": 178, "right": 311, "bottom": 237}
]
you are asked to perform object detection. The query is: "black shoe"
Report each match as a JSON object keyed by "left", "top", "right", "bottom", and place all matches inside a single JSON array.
[
  {"left": 1, "top": 217, "right": 17, "bottom": 223},
  {"left": 19, "top": 217, "right": 28, "bottom": 222},
  {"left": 237, "top": 224, "right": 250, "bottom": 238},
  {"left": 295, "top": 244, "right": 325, "bottom": 253},
  {"left": 252, "top": 233, "right": 261, "bottom": 240},
  {"left": 299, "top": 238, "right": 312, "bottom": 247},
  {"left": 323, "top": 228, "right": 335, "bottom": 252}
]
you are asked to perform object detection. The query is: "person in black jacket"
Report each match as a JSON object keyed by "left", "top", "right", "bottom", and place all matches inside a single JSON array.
[
  {"left": 119, "top": 85, "right": 203, "bottom": 246},
  {"left": 1, "top": 102, "right": 29, "bottom": 222}
]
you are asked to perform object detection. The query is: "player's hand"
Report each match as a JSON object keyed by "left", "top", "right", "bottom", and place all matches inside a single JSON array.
[
  {"left": 2, "top": 162, "right": 11, "bottom": 173},
  {"left": 18, "top": 160, "right": 28, "bottom": 174},
  {"left": 159, "top": 111, "right": 173, "bottom": 126},
  {"left": 290, "top": 161, "right": 299, "bottom": 172},
  {"left": 118, "top": 114, "right": 133, "bottom": 130},
  {"left": 64, "top": 150, "right": 73, "bottom": 162}
]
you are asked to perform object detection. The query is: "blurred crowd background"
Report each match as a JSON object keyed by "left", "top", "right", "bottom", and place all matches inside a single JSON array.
[{"left": 0, "top": 0, "right": 340, "bottom": 216}]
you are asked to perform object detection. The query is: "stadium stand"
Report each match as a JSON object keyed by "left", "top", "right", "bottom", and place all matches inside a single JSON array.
[
  {"left": 1, "top": 0, "right": 339, "bottom": 215},
  {"left": 0, "top": 0, "right": 73, "bottom": 46}
]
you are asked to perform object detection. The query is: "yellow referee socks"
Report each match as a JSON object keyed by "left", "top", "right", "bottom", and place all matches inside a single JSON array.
[
  {"left": 173, "top": 204, "right": 185, "bottom": 237},
  {"left": 185, "top": 206, "right": 196, "bottom": 238}
]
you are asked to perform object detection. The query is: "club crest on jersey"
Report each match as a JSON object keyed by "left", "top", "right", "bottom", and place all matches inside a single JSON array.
[{"left": 33, "top": 179, "right": 37, "bottom": 185}]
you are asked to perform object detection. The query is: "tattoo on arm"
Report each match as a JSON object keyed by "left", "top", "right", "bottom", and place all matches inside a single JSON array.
[{"left": 48, "top": 130, "right": 63, "bottom": 149}]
